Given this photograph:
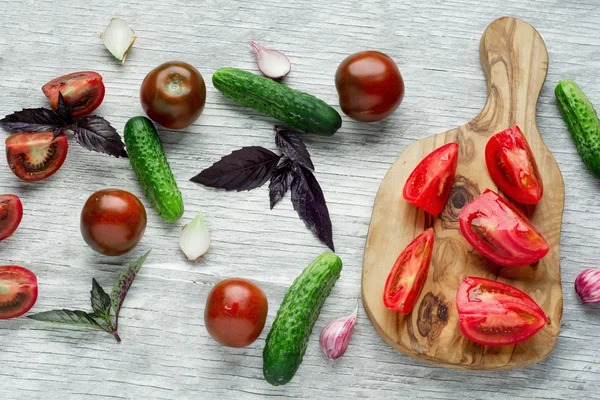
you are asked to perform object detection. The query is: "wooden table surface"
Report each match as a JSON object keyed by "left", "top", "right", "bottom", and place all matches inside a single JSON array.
[{"left": 1, "top": 0, "right": 599, "bottom": 399}]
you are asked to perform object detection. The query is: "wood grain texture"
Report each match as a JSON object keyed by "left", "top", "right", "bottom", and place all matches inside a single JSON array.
[
  {"left": 1, "top": 1, "right": 600, "bottom": 399},
  {"left": 362, "top": 16, "right": 565, "bottom": 371}
]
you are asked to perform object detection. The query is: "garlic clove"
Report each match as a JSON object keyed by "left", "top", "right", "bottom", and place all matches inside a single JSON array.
[
  {"left": 250, "top": 41, "right": 291, "bottom": 79},
  {"left": 100, "top": 18, "right": 136, "bottom": 64},
  {"left": 575, "top": 268, "right": 600, "bottom": 304},
  {"left": 180, "top": 211, "right": 211, "bottom": 261},
  {"left": 319, "top": 304, "right": 358, "bottom": 360}
]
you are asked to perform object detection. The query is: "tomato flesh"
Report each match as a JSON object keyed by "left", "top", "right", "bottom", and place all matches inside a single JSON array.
[
  {"left": 403, "top": 142, "right": 459, "bottom": 216},
  {"left": 204, "top": 278, "right": 268, "bottom": 347},
  {"left": 456, "top": 276, "right": 547, "bottom": 346},
  {"left": 0, "top": 194, "right": 23, "bottom": 241},
  {"left": 383, "top": 228, "right": 434, "bottom": 314},
  {"left": 42, "top": 71, "right": 105, "bottom": 118},
  {"left": 0, "top": 266, "right": 38, "bottom": 319},
  {"left": 6, "top": 132, "right": 68, "bottom": 182},
  {"left": 485, "top": 126, "right": 543, "bottom": 204},
  {"left": 459, "top": 189, "right": 549, "bottom": 267}
]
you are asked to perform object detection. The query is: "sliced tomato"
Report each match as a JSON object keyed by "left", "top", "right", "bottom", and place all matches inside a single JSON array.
[
  {"left": 403, "top": 142, "right": 459, "bottom": 216},
  {"left": 485, "top": 126, "right": 543, "bottom": 204},
  {"left": 0, "top": 266, "right": 38, "bottom": 319},
  {"left": 6, "top": 132, "right": 68, "bottom": 182},
  {"left": 456, "top": 276, "right": 547, "bottom": 346},
  {"left": 383, "top": 228, "right": 434, "bottom": 314},
  {"left": 42, "top": 71, "right": 105, "bottom": 118},
  {"left": 0, "top": 195, "right": 23, "bottom": 241},
  {"left": 458, "top": 189, "right": 549, "bottom": 267}
]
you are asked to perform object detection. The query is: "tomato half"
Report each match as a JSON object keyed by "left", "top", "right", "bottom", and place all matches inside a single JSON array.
[
  {"left": 456, "top": 276, "right": 547, "bottom": 346},
  {"left": 0, "top": 195, "right": 23, "bottom": 241},
  {"left": 458, "top": 189, "right": 549, "bottom": 267},
  {"left": 6, "top": 132, "right": 68, "bottom": 182},
  {"left": 403, "top": 142, "right": 459, "bottom": 216},
  {"left": 42, "top": 71, "right": 105, "bottom": 118},
  {"left": 485, "top": 126, "right": 543, "bottom": 204},
  {"left": 0, "top": 266, "right": 38, "bottom": 319},
  {"left": 140, "top": 61, "right": 206, "bottom": 130},
  {"left": 383, "top": 228, "right": 434, "bottom": 314}
]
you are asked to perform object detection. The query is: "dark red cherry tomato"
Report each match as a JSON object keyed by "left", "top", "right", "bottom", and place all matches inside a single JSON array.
[
  {"left": 140, "top": 61, "right": 206, "bottom": 129},
  {"left": 42, "top": 71, "right": 105, "bottom": 118},
  {"left": 80, "top": 189, "right": 147, "bottom": 256},
  {"left": 403, "top": 142, "right": 459, "bottom": 216},
  {"left": 204, "top": 278, "right": 268, "bottom": 347},
  {"left": 456, "top": 276, "right": 547, "bottom": 346},
  {"left": 0, "top": 266, "right": 38, "bottom": 319},
  {"left": 5, "top": 132, "right": 68, "bottom": 182},
  {"left": 485, "top": 126, "right": 543, "bottom": 204},
  {"left": 0, "top": 195, "right": 23, "bottom": 241},
  {"left": 383, "top": 228, "right": 434, "bottom": 314},
  {"left": 335, "top": 51, "right": 404, "bottom": 122},
  {"left": 459, "top": 189, "right": 549, "bottom": 267}
]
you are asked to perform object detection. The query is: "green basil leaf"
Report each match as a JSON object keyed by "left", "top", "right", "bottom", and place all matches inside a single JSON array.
[
  {"left": 111, "top": 251, "right": 150, "bottom": 316},
  {"left": 90, "top": 278, "right": 111, "bottom": 318},
  {"left": 29, "top": 309, "right": 102, "bottom": 329}
]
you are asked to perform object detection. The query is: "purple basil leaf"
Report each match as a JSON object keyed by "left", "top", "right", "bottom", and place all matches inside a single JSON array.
[
  {"left": 275, "top": 127, "right": 314, "bottom": 170},
  {"left": 290, "top": 163, "right": 334, "bottom": 251},
  {"left": 269, "top": 159, "right": 294, "bottom": 209},
  {"left": 191, "top": 146, "right": 281, "bottom": 191},
  {"left": 74, "top": 116, "right": 127, "bottom": 158},
  {"left": 56, "top": 92, "right": 73, "bottom": 124},
  {"left": 0, "top": 107, "right": 64, "bottom": 132},
  {"left": 90, "top": 278, "right": 111, "bottom": 318},
  {"left": 110, "top": 251, "right": 150, "bottom": 321}
]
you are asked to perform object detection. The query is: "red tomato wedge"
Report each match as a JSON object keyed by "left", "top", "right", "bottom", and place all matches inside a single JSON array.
[
  {"left": 456, "top": 277, "right": 547, "bottom": 346},
  {"left": 459, "top": 189, "right": 549, "bottom": 267},
  {"left": 42, "top": 71, "right": 105, "bottom": 118},
  {"left": 403, "top": 142, "right": 459, "bottom": 216},
  {"left": 383, "top": 228, "right": 434, "bottom": 314},
  {"left": 485, "top": 126, "right": 543, "bottom": 204},
  {"left": 0, "top": 266, "right": 38, "bottom": 319},
  {"left": 0, "top": 194, "right": 23, "bottom": 241}
]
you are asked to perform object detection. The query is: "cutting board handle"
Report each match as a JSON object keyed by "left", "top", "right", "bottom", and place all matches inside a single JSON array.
[{"left": 476, "top": 16, "right": 549, "bottom": 132}]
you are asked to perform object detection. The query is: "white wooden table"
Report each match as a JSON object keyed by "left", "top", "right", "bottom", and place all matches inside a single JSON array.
[{"left": 1, "top": 0, "right": 599, "bottom": 398}]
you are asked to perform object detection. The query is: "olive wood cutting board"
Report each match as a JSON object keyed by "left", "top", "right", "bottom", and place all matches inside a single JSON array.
[{"left": 362, "top": 16, "right": 564, "bottom": 371}]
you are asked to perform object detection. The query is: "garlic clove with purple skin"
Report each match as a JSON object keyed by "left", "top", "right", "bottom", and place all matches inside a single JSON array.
[
  {"left": 250, "top": 41, "right": 291, "bottom": 79},
  {"left": 319, "top": 304, "right": 358, "bottom": 360},
  {"left": 575, "top": 268, "right": 600, "bottom": 304}
]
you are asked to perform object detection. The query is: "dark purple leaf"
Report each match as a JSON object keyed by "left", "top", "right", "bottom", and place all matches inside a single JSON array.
[
  {"left": 191, "top": 146, "right": 281, "bottom": 191},
  {"left": 56, "top": 92, "right": 73, "bottom": 124},
  {"left": 0, "top": 107, "right": 64, "bottom": 132},
  {"left": 74, "top": 116, "right": 127, "bottom": 158},
  {"left": 269, "top": 159, "right": 294, "bottom": 209},
  {"left": 275, "top": 128, "right": 314, "bottom": 170},
  {"left": 290, "top": 163, "right": 334, "bottom": 251}
]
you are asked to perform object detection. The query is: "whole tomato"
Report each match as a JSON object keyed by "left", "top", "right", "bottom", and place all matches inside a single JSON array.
[
  {"left": 140, "top": 61, "right": 206, "bottom": 130},
  {"left": 335, "top": 51, "right": 404, "bottom": 122},
  {"left": 80, "top": 189, "right": 147, "bottom": 256},
  {"left": 204, "top": 278, "right": 268, "bottom": 348}
]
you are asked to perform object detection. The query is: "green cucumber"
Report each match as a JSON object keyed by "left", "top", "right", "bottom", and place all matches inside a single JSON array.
[
  {"left": 555, "top": 79, "right": 600, "bottom": 178},
  {"left": 263, "top": 252, "right": 343, "bottom": 386},
  {"left": 212, "top": 67, "right": 342, "bottom": 136},
  {"left": 124, "top": 116, "right": 184, "bottom": 222}
]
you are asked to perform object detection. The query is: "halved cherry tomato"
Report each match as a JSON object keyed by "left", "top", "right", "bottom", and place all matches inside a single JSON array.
[
  {"left": 5, "top": 132, "right": 68, "bottom": 182},
  {"left": 0, "top": 266, "right": 38, "bottom": 319},
  {"left": 485, "top": 126, "right": 543, "bottom": 204},
  {"left": 0, "top": 195, "right": 23, "bottom": 241},
  {"left": 456, "top": 276, "right": 547, "bottom": 346},
  {"left": 403, "top": 142, "right": 459, "bottom": 216},
  {"left": 459, "top": 189, "right": 549, "bottom": 267},
  {"left": 42, "top": 71, "right": 105, "bottom": 118},
  {"left": 383, "top": 228, "right": 434, "bottom": 314}
]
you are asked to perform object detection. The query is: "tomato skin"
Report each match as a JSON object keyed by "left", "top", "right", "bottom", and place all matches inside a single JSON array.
[
  {"left": 5, "top": 132, "right": 68, "bottom": 182},
  {"left": 383, "top": 228, "right": 434, "bottom": 314},
  {"left": 140, "top": 61, "right": 206, "bottom": 130},
  {"left": 335, "top": 51, "right": 404, "bottom": 122},
  {"left": 42, "top": 71, "right": 105, "bottom": 118},
  {"left": 458, "top": 189, "right": 549, "bottom": 267},
  {"left": 403, "top": 142, "right": 459, "bottom": 216},
  {"left": 204, "top": 278, "right": 268, "bottom": 347},
  {"left": 485, "top": 126, "right": 543, "bottom": 204},
  {"left": 0, "top": 266, "right": 38, "bottom": 319},
  {"left": 456, "top": 277, "right": 547, "bottom": 346},
  {"left": 80, "top": 189, "right": 147, "bottom": 256}
]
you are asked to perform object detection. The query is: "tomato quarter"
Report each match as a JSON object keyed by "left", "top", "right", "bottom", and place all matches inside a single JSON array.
[
  {"left": 0, "top": 195, "right": 23, "bottom": 241},
  {"left": 6, "top": 132, "right": 68, "bottom": 182},
  {"left": 0, "top": 266, "right": 38, "bottom": 319},
  {"left": 42, "top": 71, "right": 105, "bottom": 118}
]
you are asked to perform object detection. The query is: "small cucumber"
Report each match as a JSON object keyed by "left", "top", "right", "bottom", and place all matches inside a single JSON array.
[
  {"left": 555, "top": 80, "right": 600, "bottom": 178},
  {"left": 124, "top": 116, "right": 184, "bottom": 222},
  {"left": 263, "top": 252, "right": 343, "bottom": 386},
  {"left": 212, "top": 67, "right": 342, "bottom": 136}
]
